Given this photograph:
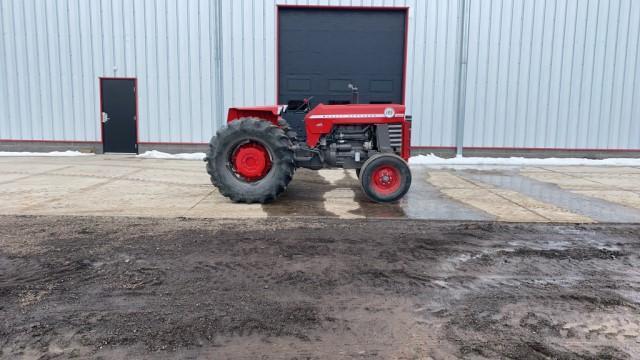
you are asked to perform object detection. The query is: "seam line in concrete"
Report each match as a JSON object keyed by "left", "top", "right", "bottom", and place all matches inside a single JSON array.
[
  {"left": 20, "top": 168, "right": 148, "bottom": 211},
  {"left": 542, "top": 167, "right": 636, "bottom": 192},
  {"left": 407, "top": 173, "right": 496, "bottom": 221},
  {"left": 5, "top": 169, "right": 210, "bottom": 188},
  {"left": 0, "top": 165, "right": 75, "bottom": 185},
  {"left": 459, "top": 175, "right": 553, "bottom": 221},
  {"left": 182, "top": 190, "right": 216, "bottom": 217},
  {"left": 466, "top": 171, "right": 640, "bottom": 222}
]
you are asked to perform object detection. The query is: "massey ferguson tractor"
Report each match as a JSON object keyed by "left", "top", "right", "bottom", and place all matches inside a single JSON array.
[{"left": 204, "top": 89, "right": 412, "bottom": 203}]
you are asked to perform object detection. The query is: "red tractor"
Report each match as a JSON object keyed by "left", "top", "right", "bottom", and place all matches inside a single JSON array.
[{"left": 204, "top": 93, "right": 412, "bottom": 203}]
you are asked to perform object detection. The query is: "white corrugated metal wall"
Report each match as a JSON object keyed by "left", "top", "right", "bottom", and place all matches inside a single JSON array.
[
  {"left": 463, "top": 0, "right": 640, "bottom": 150},
  {"left": 218, "top": 0, "right": 461, "bottom": 147},
  {"left": 0, "top": 0, "right": 223, "bottom": 143},
  {"left": 0, "top": 0, "right": 639, "bottom": 150}
]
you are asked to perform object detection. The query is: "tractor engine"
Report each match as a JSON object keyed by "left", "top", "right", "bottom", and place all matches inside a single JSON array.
[
  {"left": 292, "top": 122, "right": 404, "bottom": 170},
  {"left": 320, "top": 125, "right": 373, "bottom": 168}
]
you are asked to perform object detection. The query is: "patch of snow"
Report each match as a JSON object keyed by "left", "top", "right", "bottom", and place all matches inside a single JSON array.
[
  {"left": 0, "top": 150, "right": 93, "bottom": 157},
  {"left": 136, "top": 150, "right": 206, "bottom": 161},
  {"left": 409, "top": 153, "right": 640, "bottom": 167}
]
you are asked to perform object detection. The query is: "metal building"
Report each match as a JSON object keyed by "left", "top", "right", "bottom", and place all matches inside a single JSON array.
[{"left": 0, "top": 0, "right": 639, "bottom": 156}]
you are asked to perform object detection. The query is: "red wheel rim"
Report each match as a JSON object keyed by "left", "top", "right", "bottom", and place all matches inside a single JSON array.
[
  {"left": 370, "top": 165, "right": 401, "bottom": 195},
  {"left": 231, "top": 141, "right": 271, "bottom": 182}
]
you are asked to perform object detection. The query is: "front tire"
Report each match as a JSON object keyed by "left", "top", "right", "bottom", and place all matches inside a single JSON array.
[
  {"left": 205, "top": 118, "right": 295, "bottom": 203},
  {"left": 359, "top": 153, "right": 411, "bottom": 203}
]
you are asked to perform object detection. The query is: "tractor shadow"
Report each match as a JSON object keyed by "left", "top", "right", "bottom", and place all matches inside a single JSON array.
[
  {"left": 261, "top": 169, "right": 336, "bottom": 217},
  {"left": 339, "top": 171, "right": 407, "bottom": 219},
  {"left": 261, "top": 169, "right": 406, "bottom": 218}
]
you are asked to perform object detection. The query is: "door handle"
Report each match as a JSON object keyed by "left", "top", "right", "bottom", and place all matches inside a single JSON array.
[{"left": 102, "top": 112, "right": 110, "bottom": 123}]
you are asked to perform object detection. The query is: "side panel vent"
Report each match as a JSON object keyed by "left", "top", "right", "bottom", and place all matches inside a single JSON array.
[{"left": 388, "top": 123, "right": 403, "bottom": 153}]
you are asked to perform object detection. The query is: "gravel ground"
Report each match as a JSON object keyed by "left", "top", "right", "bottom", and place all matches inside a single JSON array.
[{"left": 1, "top": 216, "right": 640, "bottom": 359}]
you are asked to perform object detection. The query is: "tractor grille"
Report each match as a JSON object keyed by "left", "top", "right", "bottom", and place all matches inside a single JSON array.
[{"left": 388, "top": 123, "right": 403, "bottom": 151}]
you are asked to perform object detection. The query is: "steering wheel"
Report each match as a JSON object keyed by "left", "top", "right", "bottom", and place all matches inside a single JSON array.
[{"left": 293, "top": 96, "right": 314, "bottom": 112}]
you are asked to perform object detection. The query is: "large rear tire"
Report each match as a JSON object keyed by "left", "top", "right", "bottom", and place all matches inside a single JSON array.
[
  {"left": 205, "top": 136, "right": 220, "bottom": 187},
  {"left": 359, "top": 153, "right": 411, "bottom": 203},
  {"left": 205, "top": 118, "right": 295, "bottom": 203}
]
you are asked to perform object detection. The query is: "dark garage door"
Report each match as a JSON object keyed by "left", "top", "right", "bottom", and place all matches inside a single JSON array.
[{"left": 278, "top": 7, "right": 406, "bottom": 137}]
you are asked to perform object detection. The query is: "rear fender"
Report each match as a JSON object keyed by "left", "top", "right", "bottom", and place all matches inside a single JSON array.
[{"left": 227, "top": 106, "right": 286, "bottom": 126}]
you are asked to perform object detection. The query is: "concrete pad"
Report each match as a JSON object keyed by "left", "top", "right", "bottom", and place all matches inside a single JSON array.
[
  {"left": 0, "top": 156, "right": 94, "bottom": 165},
  {"left": 81, "top": 159, "right": 204, "bottom": 172},
  {"left": 578, "top": 174, "right": 640, "bottom": 191},
  {"left": 491, "top": 189, "right": 593, "bottom": 223},
  {"left": 123, "top": 168, "right": 211, "bottom": 186},
  {"left": 0, "top": 156, "right": 638, "bottom": 222},
  {"left": 542, "top": 166, "right": 640, "bottom": 174},
  {"left": 463, "top": 172, "right": 640, "bottom": 223},
  {"left": 313, "top": 170, "right": 366, "bottom": 218},
  {"left": 520, "top": 166, "right": 552, "bottom": 173},
  {"left": 429, "top": 172, "right": 592, "bottom": 223},
  {"left": 0, "top": 173, "right": 32, "bottom": 184},
  {"left": 426, "top": 171, "right": 478, "bottom": 189},
  {"left": 0, "top": 156, "right": 22, "bottom": 162},
  {"left": 254, "top": 169, "right": 358, "bottom": 218},
  {"left": 572, "top": 190, "right": 640, "bottom": 211},
  {"left": 25, "top": 179, "right": 210, "bottom": 217},
  {"left": 322, "top": 188, "right": 365, "bottom": 219},
  {"left": 520, "top": 171, "right": 605, "bottom": 190},
  {"left": 184, "top": 192, "right": 267, "bottom": 218},
  {"left": 317, "top": 169, "right": 356, "bottom": 185},
  {"left": 439, "top": 188, "right": 547, "bottom": 222},
  {"left": 0, "top": 174, "right": 109, "bottom": 213},
  {"left": 402, "top": 169, "right": 495, "bottom": 221},
  {"left": 2, "top": 163, "right": 71, "bottom": 174},
  {"left": 50, "top": 164, "right": 141, "bottom": 178}
]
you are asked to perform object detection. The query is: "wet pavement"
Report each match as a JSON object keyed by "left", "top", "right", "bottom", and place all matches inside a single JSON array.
[{"left": 1, "top": 155, "right": 640, "bottom": 222}]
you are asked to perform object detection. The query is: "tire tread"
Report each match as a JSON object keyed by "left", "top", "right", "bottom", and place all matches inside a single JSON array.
[{"left": 205, "top": 118, "right": 294, "bottom": 203}]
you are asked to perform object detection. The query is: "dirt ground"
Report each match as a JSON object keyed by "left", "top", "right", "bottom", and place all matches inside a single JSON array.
[{"left": 1, "top": 216, "right": 640, "bottom": 359}]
